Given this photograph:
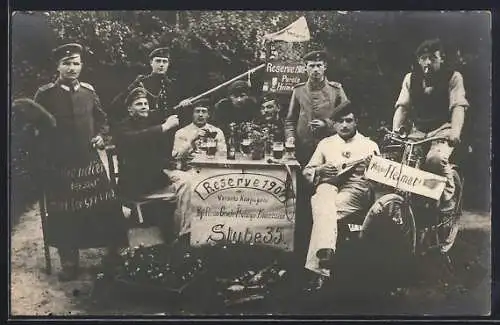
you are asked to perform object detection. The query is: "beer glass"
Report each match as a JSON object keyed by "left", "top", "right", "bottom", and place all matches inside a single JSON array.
[
  {"left": 241, "top": 138, "right": 252, "bottom": 155},
  {"left": 285, "top": 141, "right": 295, "bottom": 160},
  {"left": 272, "top": 141, "right": 284, "bottom": 160},
  {"left": 206, "top": 137, "right": 216, "bottom": 158}
]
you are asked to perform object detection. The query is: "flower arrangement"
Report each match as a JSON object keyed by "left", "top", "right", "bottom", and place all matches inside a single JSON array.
[{"left": 239, "top": 122, "right": 268, "bottom": 160}]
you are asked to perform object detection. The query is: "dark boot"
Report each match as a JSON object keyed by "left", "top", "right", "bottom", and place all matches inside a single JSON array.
[
  {"left": 304, "top": 271, "right": 329, "bottom": 293},
  {"left": 316, "top": 248, "right": 335, "bottom": 269}
]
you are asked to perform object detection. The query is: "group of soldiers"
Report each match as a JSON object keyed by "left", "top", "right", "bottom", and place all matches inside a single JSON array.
[{"left": 20, "top": 37, "right": 468, "bottom": 292}]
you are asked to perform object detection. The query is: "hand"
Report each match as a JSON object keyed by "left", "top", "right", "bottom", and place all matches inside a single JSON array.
[
  {"left": 91, "top": 135, "right": 105, "bottom": 149},
  {"left": 309, "top": 119, "right": 326, "bottom": 130},
  {"left": 162, "top": 115, "right": 179, "bottom": 131},
  {"left": 178, "top": 98, "right": 193, "bottom": 108},
  {"left": 448, "top": 130, "right": 461, "bottom": 147},
  {"left": 191, "top": 128, "right": 208, "bottom": 145},
  {"left": 317, "top": 163, "right": 338, "bottom": 179}
]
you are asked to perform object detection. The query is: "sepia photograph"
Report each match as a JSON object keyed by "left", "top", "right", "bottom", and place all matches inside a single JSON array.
[{"left": 9, "top": 10, "right": 491, "bottom": 317}]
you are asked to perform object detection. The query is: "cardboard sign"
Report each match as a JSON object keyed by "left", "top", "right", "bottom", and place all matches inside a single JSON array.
[
  {"left": 261, "top": 60, "right": 308, "bottom": 94},
  {"left": 365, "top": 155, "right": 446, "bottom": 200},
  {"left": 190, "top": 166, "right": 296, "bottom": 251}
]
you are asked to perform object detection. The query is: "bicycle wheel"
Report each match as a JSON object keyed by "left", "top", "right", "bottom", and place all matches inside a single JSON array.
[
  {"left": 360, "top": 193, "right": 417, "bottom": 256},
  {"left": 436, "top": 169, "right": 463, "bottom": 253}
]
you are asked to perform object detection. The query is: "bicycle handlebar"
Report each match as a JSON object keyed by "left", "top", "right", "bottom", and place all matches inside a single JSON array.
[{"left": 379, "top": 127, "right": 449, "bottom": 146}]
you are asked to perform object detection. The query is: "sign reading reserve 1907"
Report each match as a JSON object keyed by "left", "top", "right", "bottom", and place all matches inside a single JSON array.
[
  {"left": 262, "top": 60, "right": 308, "bottom": 94},
  {"left": 189, "top": 166, "right": 297, "bottom": 252}
]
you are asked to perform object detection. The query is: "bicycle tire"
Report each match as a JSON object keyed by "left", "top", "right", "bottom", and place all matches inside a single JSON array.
[{"left": 360, "top": 193, "right": 417, "bottom": 256}]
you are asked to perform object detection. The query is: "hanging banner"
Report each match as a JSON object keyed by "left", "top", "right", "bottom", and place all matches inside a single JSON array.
[
  {"left": 189, "top": 164, "right": 297, "bottom": 252},
  {"left": 263, "top": 16, "right": 311, "bottom": 42},
  {"left": 261, "top": 60, "right": 308, "bottom": 94}
]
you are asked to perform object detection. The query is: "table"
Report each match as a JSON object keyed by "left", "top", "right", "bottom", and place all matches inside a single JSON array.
[{"left": 188, "top": 154, "right": 301, "bottom": 252}]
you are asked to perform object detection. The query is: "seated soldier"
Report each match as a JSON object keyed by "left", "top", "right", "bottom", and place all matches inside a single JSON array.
[
  {"left": 302, "top": 103, "right": 380, "bottom": 292},
  {"left": 173, "top": 98, "right": 227, "bottom": 163},
  {"left": 112, "top": 87, "right": 193, "bottom": 239},
  {"left": 253, "top": 94, "right": 285, "bottom": 141},
  {"left": 213, "top": 80, "right": 260, "bottom": 140}
]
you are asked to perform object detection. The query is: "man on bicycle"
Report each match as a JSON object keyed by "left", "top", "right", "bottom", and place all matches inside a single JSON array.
[{"left": 392, "top": 39, "right": 468, "bottom": 213}]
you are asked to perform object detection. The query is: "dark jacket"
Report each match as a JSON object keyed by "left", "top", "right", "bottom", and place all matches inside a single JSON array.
[
  {"left": 112, "top": 112, "right": 173, "bottom": 197},
  {"left": 34, "top": 79, "right": 108, "bottom": 166},
  {"left": 109, "top": 73, "right": 190, "bottom": 127},
  {"left": 213, "top": 96, "right": 260, "bottom": 142}
]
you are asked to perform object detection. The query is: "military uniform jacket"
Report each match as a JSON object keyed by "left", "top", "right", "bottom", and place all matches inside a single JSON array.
[
  {"left": 285, "top": 78, "right": 350, "bottom": 165},
  {"left": 112, "top": 113, "right": 173, "bottom": 197},
  {"left": 213, "top": 96, "right": 260, "bottom": 142},
  {"left": 34, "top": 79, "right": 108, "bottom": 165},
  {"left": 33, "top": 79, "right": 127, "bottom": 249},
  {"left": 110, "top": 73, "right": 189, "bottom": 126}
]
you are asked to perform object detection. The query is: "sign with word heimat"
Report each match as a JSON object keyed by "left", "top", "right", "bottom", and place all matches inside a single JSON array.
[
  {"left": 365, "top": 156, "right": 446, "bottom": 200},
  {"left": 262, "top": 60, "right": 307, "bottom": 94},
  {"left": 190, "top": 167, "right": 297, "bottom": 251}
]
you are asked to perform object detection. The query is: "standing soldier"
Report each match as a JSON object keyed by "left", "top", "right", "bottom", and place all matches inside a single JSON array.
[
  {"left": 285, "top": 50, "right": 351, "bottom": 167},
  {"left": 109, "top": 47, "right": 192, "bottom": 160},
  {"left": 284, "top": 50, "right": 351, "bottom": 262},
  {"left": 33, "top": 43, "right": 128, "bottom": 281}
]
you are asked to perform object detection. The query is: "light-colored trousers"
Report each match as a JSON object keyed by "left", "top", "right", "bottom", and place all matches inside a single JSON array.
[
  {"left": 163, "top": 170, "right": 193, "bottom": 236},
  {"left": 306, "top": 182, "right": 372, "bottom": 277},
  {"left": 409, "top": 123, "right": 455, "bottom": 202}
]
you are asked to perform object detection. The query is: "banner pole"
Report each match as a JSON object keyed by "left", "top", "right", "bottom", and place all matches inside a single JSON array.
[{"left": 173, "top": 64, "right": 266, "bottom": 110}]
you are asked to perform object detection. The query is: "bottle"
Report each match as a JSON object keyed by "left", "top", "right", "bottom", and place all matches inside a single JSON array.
[{"left": 227, "top": 122, "right": 237, "bottom": 160}]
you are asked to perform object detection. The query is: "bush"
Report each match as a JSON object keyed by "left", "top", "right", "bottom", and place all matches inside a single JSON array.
[{"left": 11, "top": 11, "right": 491, "bottom": 214}]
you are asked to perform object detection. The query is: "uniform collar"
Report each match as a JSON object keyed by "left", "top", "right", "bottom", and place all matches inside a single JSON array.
[
  {"left": 56, "top": 78, "right": 80, "bottom": 92},
  {"left": 307, "top": 77, "right": 327, "bottom": 91}
]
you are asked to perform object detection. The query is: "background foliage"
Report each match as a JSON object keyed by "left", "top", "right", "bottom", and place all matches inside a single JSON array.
[{"left": 10, "top": 11, "right": 491, "bottom": 220}]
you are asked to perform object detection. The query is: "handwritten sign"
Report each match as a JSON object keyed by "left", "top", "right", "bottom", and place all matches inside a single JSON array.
[
  {"left": 365, "top": 155, "right": 446, "bottom": 200},
  {"left": 48, "top": 159, "right": 117, "bottom": 213},
  {"left": 190, "top": 166, "right": 297, "bottom": 251},
  {"left": 262, "top": 60, "right": 307, "bottom": 94}
]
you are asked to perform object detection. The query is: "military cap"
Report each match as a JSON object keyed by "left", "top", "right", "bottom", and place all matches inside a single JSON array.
[
  {"left": 125, "top": 87, "right": 148, "bottom": 107},
  {"left": 333, "top": 100, "right": 356, "bottom": 120},
  {"left": 415, "top": 39, "right": 444, "bottom": 58},
  {"left": 52, "top": 43, "right": 84, "bottom": 62},
  {"left": 303, "top": 50, "right": 327, "bottom": 62},
  {"left": 260, "top": 93, "right": 278, "bottom": 106},
  {"left": 149, "top": 47, "right": 170, "bottom": 60},
  {"left": 228, "top": 80, "right": 249, "bottom": 95},
  {"left": 192, "top": 98, "right": 211, "bottom": 109}
]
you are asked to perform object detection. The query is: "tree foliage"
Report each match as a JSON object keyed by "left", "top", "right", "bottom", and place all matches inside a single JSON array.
[{"left": 11, "top": 11, "right": 491, "bottom": 215}]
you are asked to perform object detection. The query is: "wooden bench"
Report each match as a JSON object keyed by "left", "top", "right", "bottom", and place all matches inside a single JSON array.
[{"left": 104, "top": 144, "right": 177, "bottom": 225}]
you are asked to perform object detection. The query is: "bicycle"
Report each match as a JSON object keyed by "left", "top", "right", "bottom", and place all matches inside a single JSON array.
[{"left": 358, "top": 127, "right": 464, "bottom": 265}]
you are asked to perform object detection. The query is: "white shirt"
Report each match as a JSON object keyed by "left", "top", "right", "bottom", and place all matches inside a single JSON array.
[
  {"left": 303, "top": 132, "right": 380, "bottom": 185},
  {"left": 173, "top": 123, "right": 227, "bottom": 158}
]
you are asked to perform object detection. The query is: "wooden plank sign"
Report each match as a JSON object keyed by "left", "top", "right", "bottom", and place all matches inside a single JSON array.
[
  {"left": 365, "top": 155, "right": 446, "bottom": 200},
  {"left": 261, "top": 60, "right": 308, "bottom": 94},
  {"left": 189, "top": 166, "right": 296, "bottom": 251}
]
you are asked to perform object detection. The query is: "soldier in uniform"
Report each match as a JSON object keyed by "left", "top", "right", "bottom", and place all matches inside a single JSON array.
[
  {"left": 285, "top": 50, "right": 351, "bottom": 167},
  {"left": 213, "top": 80, "right": 260, "bottom": 141},
  {"left": 252, "top": 94, "right": 285, "bottom": 147},
  {"left": 33, "top": 43, "right": 128, "bottom": 281},
  {"left": 112, "top": 87, "right": 194, "bottom": 241},
  {"left": 284, "top": 50, "right": 351, "bottom": 266},
  {"left": 110, "top": 47, "right": 192, "bottom": 162}
]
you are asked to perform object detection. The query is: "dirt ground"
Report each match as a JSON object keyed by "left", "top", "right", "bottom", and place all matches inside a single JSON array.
[{"left": 9, "top": 201, "right": 491, "bottom": 317}]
